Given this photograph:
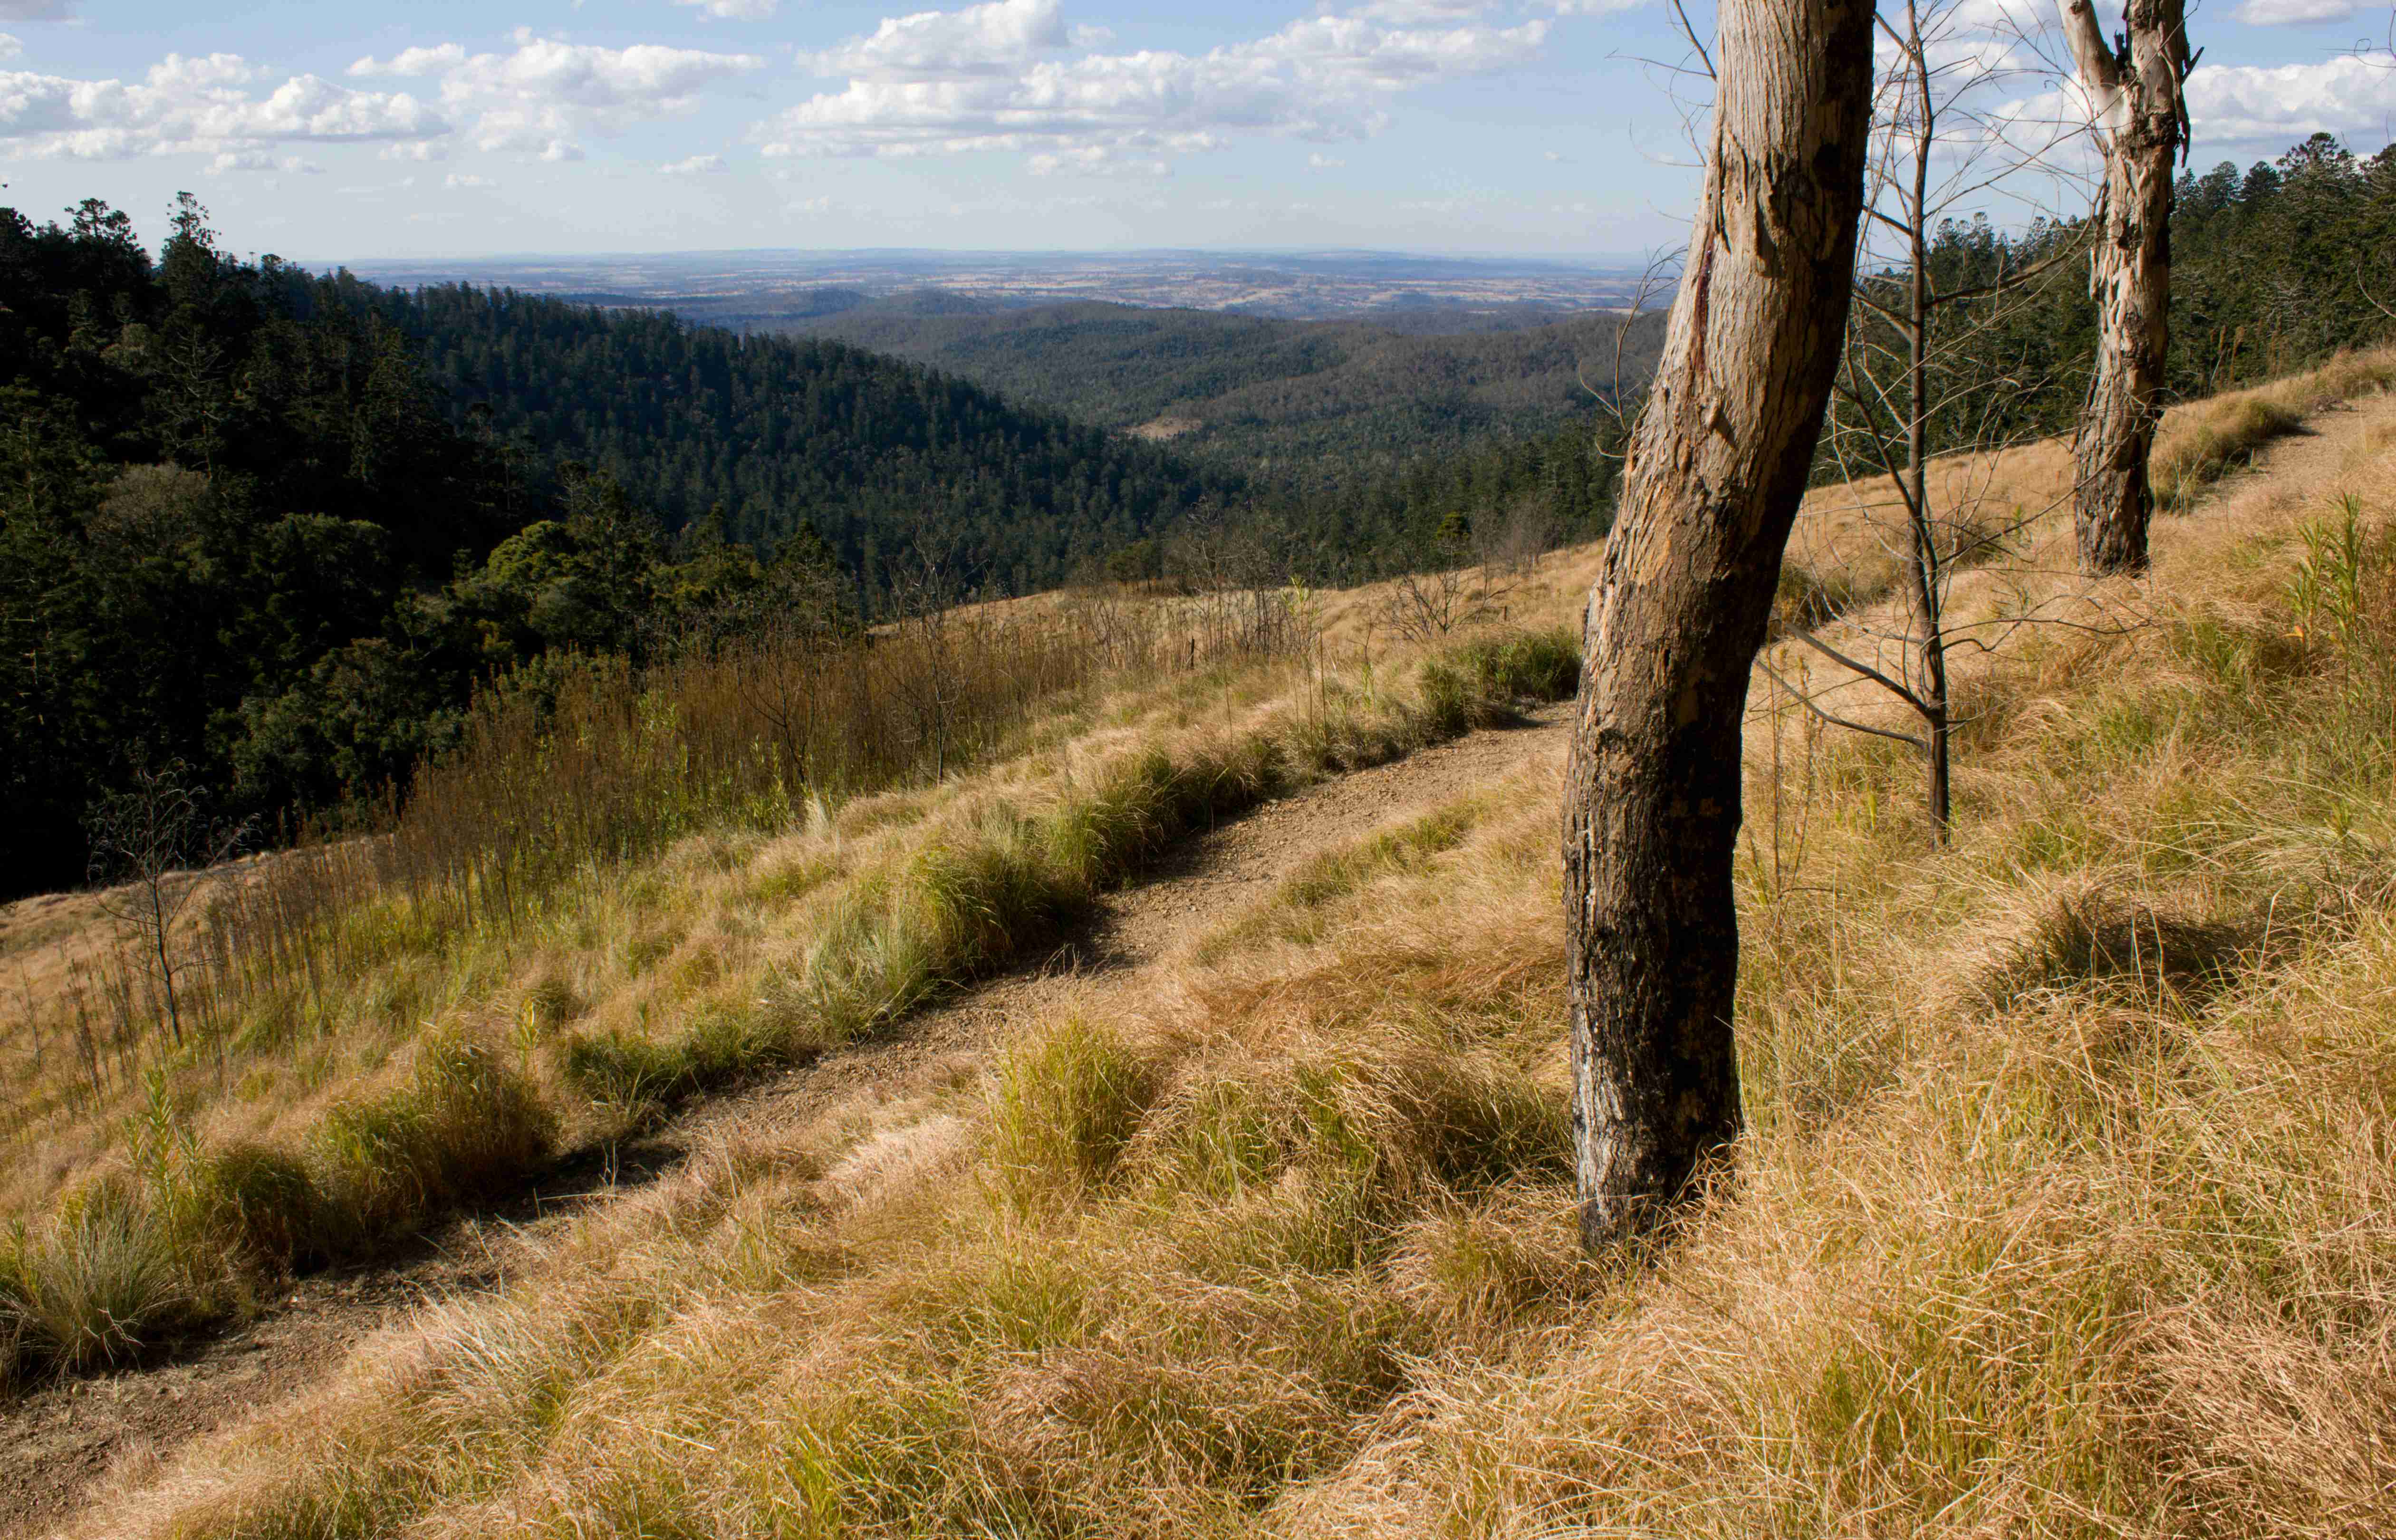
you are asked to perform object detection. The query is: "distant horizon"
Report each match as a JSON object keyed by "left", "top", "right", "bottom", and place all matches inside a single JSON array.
[
  {"left": 301, "top": 244, "right": 1656, "bottom": 326},
  {"left": 311, "top": 245, "right": 1662, "bottom": 270}
]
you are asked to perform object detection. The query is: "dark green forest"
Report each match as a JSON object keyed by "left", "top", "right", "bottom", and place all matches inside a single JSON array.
[
  {"left": 0, "top": 197, "right": 1233, "bottom": 898},
  {"left": 315, "top": 279, "right": 1245, "bottom": 592},
  {"left": 1827, "top": 134, "right": 2396, "bottom": 465}
]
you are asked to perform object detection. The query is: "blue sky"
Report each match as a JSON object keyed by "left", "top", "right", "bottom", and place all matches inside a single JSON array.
[{"left": 1, "top": 0, "right": 2389, "bottom": 260}]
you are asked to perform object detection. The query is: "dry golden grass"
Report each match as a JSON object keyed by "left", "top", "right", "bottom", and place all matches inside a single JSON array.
[
  {"left": 0, "top": 602, "right": 1574, "bottom": 1383},
  {"left": 41, "top": 347, "right": 2396, "bottom": 1536}
]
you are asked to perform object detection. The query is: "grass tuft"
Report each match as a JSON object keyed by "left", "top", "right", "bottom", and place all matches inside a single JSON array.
[
  {"left": 2156, "top": 396, "right": 2307, "bottom": 509},
  {"left": 307, "top": 1030, "right": 557, "bottom": 1251},
  {"left": 987, "top": 1017, "right": 1159, "bottom": 1208},
  {"left": 0, "top": 1177, "right": 194, "bottom": 1376}
]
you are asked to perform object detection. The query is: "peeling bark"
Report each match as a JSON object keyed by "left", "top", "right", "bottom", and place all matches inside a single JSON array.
[
  {"left": 1563, "top": 0, "right": 1875, "bottom": 1249},
  {"left": 2063, "top": 0, "right": 2190, "bottom": 575}
]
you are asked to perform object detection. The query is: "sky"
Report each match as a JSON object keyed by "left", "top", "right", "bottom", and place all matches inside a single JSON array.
[{"left": 1, "top": 0, "right": 2391, "bottom": 261}]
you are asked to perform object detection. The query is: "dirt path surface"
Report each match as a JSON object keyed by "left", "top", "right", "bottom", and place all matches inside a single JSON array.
[{"left": 4, "top": 705, "right": 1571, "bottom": 1539}]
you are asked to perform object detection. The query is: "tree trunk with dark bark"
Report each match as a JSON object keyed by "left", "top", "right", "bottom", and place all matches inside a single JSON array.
[
  {"left": 2063, "top": 0, "right": 2189, "bottom": 576},
  {"left": 1563, "top": 0, "right": 1875, "bottom": 1250}
]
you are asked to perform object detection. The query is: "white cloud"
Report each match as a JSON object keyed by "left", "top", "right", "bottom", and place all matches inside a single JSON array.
[
  {"left": 380, "top": 138, "right": 446, "bottom": 161},
  {"left": 2186, "top": 53, "right": 2396, "bottom": 144},
  {"left": 348, "top": 44, "right": 469, "bottom": 78},
  {"left": 0, "top": 52, "right": 446, "bottom": 161},
  {"left": 0, "top": 2, "right": 74, "bottom": 19},
  {"left": 1341, "top": 0, "right": 1491, "bottom": 20},
  {"left": 445, "top": 171, "right": 497, "bottom": 187},
  {"left": 0, "top": 34, "right": 18, "bottom": 63},
  {"left": 1994, "top": 48, "right": 2396, "bottom": 162},
  {"left": 1309, "top": 151, "right": 1344, "bottom": 167},
  {"left": 674, "top": 0, "right": 780, "bottom": 17},
  {"left": 2232, "top": 0, "right": 2357, "bottom": 22},
  {"left": 661, "top": 151, "right": 726, "bottom": 173},
  {"left": 351, "top": 34, "right": 764, "bottom": 160},
  {"left": 761, "top": 4, "right": 1550, "bottom": 166},
  {"left": 812, "top": 0, "right": 1072, "bottom": 79}
]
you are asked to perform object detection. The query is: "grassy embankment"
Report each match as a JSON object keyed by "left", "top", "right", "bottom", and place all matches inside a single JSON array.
[
  {"left": 54, "top": 347, "right": 2396, "bottom": 1538},
  {"left": 0, "top": 576, "right": 1578, "bottom": 1382}
]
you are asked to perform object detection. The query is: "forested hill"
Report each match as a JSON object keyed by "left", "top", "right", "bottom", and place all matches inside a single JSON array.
[
  {"left": 0, "top": 198, "right": 1241, "bottom": 899},
  {"left": 297, "top": 277, "right": 1244, "bottom": 594},
  {"left": 779, "top": 301, "right": 1671, "bottom": 483}
]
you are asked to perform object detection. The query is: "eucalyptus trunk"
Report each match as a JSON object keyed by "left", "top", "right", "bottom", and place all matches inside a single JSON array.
[
  {"left": 2062, "top": 0, "right": 2189, "bottom": 575},
  {"left": 1563, "top": 0, "right": 1875, "bottom": 1249}
]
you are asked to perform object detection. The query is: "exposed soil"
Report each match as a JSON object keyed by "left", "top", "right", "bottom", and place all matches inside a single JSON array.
[{"left": 3, "top": 704, "right": 1572, "bottom": 1539}]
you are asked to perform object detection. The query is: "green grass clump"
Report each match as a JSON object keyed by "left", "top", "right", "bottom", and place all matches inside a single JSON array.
[
  {"left": 561, "top": 1029, "right": 697, "bottom": 1114},
  {"left": 1416, "top": 626, "right": 1581, "bottom": 739},
  {"left": 195, "top": 1144, "right": 327, "bottom": 1272},
  {"left": 0, "top": 1177, "right": 197, "bottom": 1376},
  {"left": 1451, "top": 626, "right": 1584, "bottom": 705},
  {"left": 307, "top": 1032, "right": 557, "bottom": 1250},
  {"left": 988, "top": 1017, "right": 1159, "bottom": 1208}
]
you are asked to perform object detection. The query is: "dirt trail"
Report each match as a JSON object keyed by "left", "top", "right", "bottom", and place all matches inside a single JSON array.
[{"left": 4, "top": 705, "right": 1571, "bottom": 1538}]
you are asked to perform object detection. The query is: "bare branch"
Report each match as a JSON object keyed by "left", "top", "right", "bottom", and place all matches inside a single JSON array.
[
  {"left": 1784, "top": 626, "right": 1934, "bottom": 717},
  {"left": 2360, "top": 262, "right": 2396, "bottom": 324},
  {"left": 2059, "top": 0, "right": 2124, "bottom": 109},
  {"left": 1759, "top": 661, "right": 1930, "bottom": 748},
  {"left": 1668, "top": 0, "right": 1717, "bottom": 81}
]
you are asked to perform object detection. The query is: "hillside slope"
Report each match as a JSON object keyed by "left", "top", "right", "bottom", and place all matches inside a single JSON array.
[
  {"left": 19, "top": 351, "right": 2396, "bottom": 1538},
  {"left": 0, "top": 697, "right": 1576, "bottom": 1537}
]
